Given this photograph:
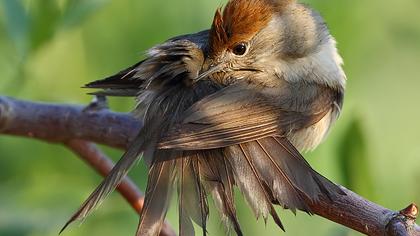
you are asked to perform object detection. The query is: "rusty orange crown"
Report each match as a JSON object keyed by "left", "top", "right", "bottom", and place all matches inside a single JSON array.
[{"left": 209, "top": 0, "right": 294, "bottom": 56}]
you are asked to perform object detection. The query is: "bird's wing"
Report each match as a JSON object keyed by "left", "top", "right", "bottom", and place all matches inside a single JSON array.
[
  {"left": 60, "top": 35, "right": 208, "bottom": 228},
  {"left": 158, "top": 82, "right": 344, "bottom": 234},
  {"left": 85, "top": 60, "right": 146, "bottom": 96},
  {"left": 85, "top": 30, "right": 209, "bottom": 97},
  {"left": 159, "top": 82, "right": 333, "bottom": 150}
]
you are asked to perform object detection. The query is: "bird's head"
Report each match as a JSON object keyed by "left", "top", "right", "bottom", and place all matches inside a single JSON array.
[{"left": 197, "top": 0, "right": 346, "bottom": 90}]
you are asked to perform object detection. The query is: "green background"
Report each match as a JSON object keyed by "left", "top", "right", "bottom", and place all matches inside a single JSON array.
[{"left": 0, "top": 0, "right": 419, "bottom": 235}]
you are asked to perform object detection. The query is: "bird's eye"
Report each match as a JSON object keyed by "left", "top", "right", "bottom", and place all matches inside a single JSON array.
[{"left": 232, "top": 42, "right": 248, "bottom": 56}]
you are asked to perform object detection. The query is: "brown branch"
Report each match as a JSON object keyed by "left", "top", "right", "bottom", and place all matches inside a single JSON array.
[
  {"left": 0, "top": 96, "right": 419, "bottom": 236},
  {"left": 309, "top": 190, "right": 419, "bottom": 236},
  {"left": 65, "top": 140, "right": 176, "bottom": 236},
  {"left": 0, "top": 96, "right": 140, "bottom": 149}
]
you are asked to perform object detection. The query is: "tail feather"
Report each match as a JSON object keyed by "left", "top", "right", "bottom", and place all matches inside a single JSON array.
[
  {"left": 136, "top": 152, "right": 177, "bottom": 236},
  {"left": 272, "top": 137, "right": 345, "bottom": 199},
  {"left": 60, "top": 133, "right": 147, "bottom": 233},
  {"left": 191, "top": 156, "right": 210, "bottom": 236},
  {"left": 245, "top": 140, "right": 311, "bottom": 212},
  {"left": 178, "top": 157, "right": 195, "bottom": 236},
  {"left": 237, "top": 143, "right": 285, "bottom": 228},
  {"left": 178, "top": 154, "right": 209, "bottom": 236},
  {"left": 223, "top": 137, "right": 343, "bottom": 232},
  {"left": 199, "top": 151, "right": 243, "bottom": 236},
  {"left": 226, "top": 145, "right": 284, "bottom": 230}
]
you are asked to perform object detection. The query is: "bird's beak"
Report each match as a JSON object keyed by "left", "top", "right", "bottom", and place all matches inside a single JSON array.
[{"left": 193, "top": 63, "right": 225, "bottom": 82}]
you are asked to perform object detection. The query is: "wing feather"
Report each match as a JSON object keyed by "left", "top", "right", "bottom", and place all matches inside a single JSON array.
[{"left": 160, "top": 83, "right": 330, "bottom": 150}]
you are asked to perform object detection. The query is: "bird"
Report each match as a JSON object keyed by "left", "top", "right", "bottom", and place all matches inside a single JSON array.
[{"left": 62, "top": 0, "right": 346, "bottom": 235}]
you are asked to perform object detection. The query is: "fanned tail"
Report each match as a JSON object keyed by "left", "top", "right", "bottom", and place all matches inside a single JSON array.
[
  {"left": 63, "top": 132, "right": 342, "bottom": 236},
  {"left": 170, "top": 136, "right": 342, "bottom": 236},
  {"left": 222, "top": 137, "right": 343, "bottom": 232}
]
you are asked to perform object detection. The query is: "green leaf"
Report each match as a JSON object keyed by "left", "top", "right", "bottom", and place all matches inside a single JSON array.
[
  {"left": 337, "top": 116, "right": 376, "bottom": 199},
  {"left": 60, "top": 0, "right": 111, "bottom": 29},
  {"left": 1, "top": 0, "right": 30, "bottom": 58},
  {"left": 28, "top": 0, "right": 61, "bottom": 51}
]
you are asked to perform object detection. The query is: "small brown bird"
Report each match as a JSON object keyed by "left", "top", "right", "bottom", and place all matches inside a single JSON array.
[{"left": 63, "top": 0, "right": 346, "bottom": 235}]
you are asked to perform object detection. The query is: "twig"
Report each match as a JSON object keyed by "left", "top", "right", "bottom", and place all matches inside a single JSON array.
[
  {"left": 65, "top": 139, "right": 176, "bottom": 236},
  {"left": 0, "top": 96, "right": 419, "bottom": 236}
]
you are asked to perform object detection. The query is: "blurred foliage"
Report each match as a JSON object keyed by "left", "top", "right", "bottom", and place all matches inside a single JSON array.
[
  {"left": 0, "top": 0, "right": 419, "bottom": 235},
  {"left": 337, "top": 118, "right": 375, "bottom": 199}
]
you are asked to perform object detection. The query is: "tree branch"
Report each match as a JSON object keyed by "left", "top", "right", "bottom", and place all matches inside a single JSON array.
[
  {"left": 0, "top": 96, "right": 140, "bottom": 149},
  {"left": 0, "top": 96, "right": 418, "bottom": 236}
]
